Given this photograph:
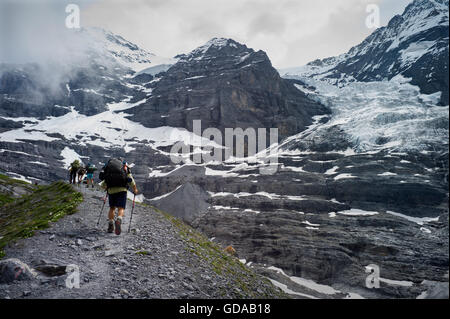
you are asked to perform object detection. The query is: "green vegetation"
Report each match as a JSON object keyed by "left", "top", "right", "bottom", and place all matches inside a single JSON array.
[
  {"left": 149, "top": 205, "right": 288, "bottom": 299},
  {"left": 0, "top": 173, "right": 35, "bottom": 206},
  {"left": 135, "top": 250, "right": 150, "bottom": 256},
  {"left": 0, "top": 174, "right": 83, "bottom": 259},
  {"left": 0, "top": 192, "right": 14, "bottom": 207}
]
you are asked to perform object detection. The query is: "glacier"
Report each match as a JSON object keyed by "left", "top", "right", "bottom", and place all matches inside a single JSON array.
[{"left": 280, "top": 73, "right": 448, "bottom": 154}]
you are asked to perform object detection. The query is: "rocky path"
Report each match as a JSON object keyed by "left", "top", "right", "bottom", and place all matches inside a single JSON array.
[{"left": 0, "top": 185, "right": 282, "bottom": 299}]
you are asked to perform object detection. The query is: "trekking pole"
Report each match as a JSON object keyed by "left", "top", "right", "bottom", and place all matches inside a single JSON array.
[
  {"left": 97, "top": 192, "right": 108, "bottom": 226},
  {"left": 128, "top": 193, "right": 136, "bottom": 233}
]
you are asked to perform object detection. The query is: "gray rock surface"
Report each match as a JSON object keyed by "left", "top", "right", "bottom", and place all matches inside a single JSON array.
[
  {"left": 146, "top": 148, "right": 448, "bottom": 299},
  {"left": 150, "top": 182, "right": 210, "bottom": 223},
  {"left": 419, "top": 280, "right": 449, "bottom": 299}
]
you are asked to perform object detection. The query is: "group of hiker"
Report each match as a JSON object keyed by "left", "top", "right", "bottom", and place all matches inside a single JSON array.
[
  {"left": 68, "top": 158, "right": 139, "bottom": 235},
  {"left": 68, "top": 160, "right": 97, "bottom": 187}
]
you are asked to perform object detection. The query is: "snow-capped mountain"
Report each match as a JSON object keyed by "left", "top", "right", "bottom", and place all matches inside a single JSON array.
[
  {"left": 280, "top": 0, "right": 449, "bottom": 105},
  {"left": 0, "top": 35, "right": 328, "bottom": 181},
  {"left": 81, "top": 27, "right": 177, "bottom": 73},
  {"left": 125, "top": 37, "right": 328, "bottom": 139},
  {"left": 278, "top": 0, "right": 449, "bottom": 156},
  {"left": 0, "top": 27, "right": 176, "bottom": 121}
]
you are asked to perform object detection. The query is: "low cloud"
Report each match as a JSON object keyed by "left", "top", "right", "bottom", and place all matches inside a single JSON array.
[
  {"left": 81, "top": 0, "right": 412, "bottom": 68},
  {"left": 0, "top": 0, "right": 99, "bottom": 65},
  {"left": 1, "top": 0, "right": 413, "bottom": 68}
]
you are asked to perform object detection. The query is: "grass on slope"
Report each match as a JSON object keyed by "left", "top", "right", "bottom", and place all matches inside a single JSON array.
[
  {"left": 0, "top": 174, "right": 83, "bottom": 259},
  {"left": 0, "top": 173, "right": 35, "bottom": 206}
]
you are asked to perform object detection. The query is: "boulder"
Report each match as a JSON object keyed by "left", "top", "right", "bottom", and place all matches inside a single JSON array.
[{"left": 0, "top": 258, "right": 36, "bottom": 284}]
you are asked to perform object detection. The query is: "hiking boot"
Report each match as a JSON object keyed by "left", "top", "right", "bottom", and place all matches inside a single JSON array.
[
  {"left": 115, "top": 218, "right": 122, "bottom": 235},
  {"left": 107, "top": 221, "right": 114, "bottom": 233}
]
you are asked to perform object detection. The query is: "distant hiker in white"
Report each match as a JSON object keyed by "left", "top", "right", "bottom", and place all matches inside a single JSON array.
[{"left": 99, "top": 158, "right": 138, "bottom": 235}]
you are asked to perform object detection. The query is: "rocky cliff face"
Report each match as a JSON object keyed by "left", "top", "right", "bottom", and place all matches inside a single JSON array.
[
  {"left": 126, "top": 38, "right": 329, "bottom": 140},
  {"left": 145, "top": 145, "right": 448, "bottom": 298}
]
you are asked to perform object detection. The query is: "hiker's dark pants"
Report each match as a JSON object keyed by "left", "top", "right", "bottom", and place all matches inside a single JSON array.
[
  {"left": 69, "top": 171, "right": 77, "bottom": 184},
  {"left": 109, "top": 192, "right": 127, "bottom": 209}
]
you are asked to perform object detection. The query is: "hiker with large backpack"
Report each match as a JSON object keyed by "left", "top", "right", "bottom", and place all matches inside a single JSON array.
[
  {"left": 86, "top": 163, "right": 97, "bottom": 188},
  {"left": 68, "top": 160, "right": 81, "bottom": 184},
  {"left": 99, "top": 158, "right": 138, "bottom": 235}
]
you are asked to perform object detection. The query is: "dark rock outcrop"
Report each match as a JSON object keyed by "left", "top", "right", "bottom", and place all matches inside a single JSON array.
[{"left": 126, "top": 38, "right": 330, "bottom": 140}]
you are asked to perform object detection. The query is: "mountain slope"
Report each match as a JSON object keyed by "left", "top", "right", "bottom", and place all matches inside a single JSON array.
[
  {"left": 281, "top": 0, "right": 449, "bottom": 105},
  {"left": 0, "top": 36, "right": 328, "bottom": 183},
  {"left": 0, "top": 175, "right": 83, "bottom": 258},
  {"left": 138, "top": 1, "right": 449, "bottom": 299},
  {"left": 0, "top": 27, "right": 173, "bottom": 120},
  {"left": 278, "top": 0, "right": 449, "bottom": 155}
]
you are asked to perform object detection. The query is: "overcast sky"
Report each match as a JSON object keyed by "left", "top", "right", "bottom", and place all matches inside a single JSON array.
[
  {"left": 82, "top": 0, "right": 412, "bottom": 68},
  {"left": 1, "top": 0, "right": 413, "bottom": 68}
]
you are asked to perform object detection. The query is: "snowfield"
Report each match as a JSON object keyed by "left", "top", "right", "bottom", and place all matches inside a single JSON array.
[{"left": 0, "top": 100, "right": 222, "bottom": 155}]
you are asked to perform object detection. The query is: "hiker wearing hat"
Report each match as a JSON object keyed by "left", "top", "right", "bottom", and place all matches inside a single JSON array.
[{"left": 99, "top": 159, "right": 138, "bottom": 235}]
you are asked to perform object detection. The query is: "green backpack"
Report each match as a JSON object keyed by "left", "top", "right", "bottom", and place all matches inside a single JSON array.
[{"left": 70, "top": 160, "right": 80, "bottom": 171}]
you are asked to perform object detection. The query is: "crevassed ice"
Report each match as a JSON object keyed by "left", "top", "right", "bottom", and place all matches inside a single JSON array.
[{"left": 288, "top": 74, "right": 448, "bottom": 153}]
